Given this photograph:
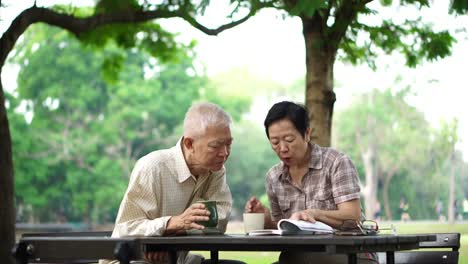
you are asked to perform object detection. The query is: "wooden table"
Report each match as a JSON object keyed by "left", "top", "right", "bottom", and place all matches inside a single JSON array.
[{"left": 13, "top": 232, "right": 435, "bottom": 264}]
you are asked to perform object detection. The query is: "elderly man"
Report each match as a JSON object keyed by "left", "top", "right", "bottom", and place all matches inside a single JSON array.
[{"left": 101, "top": 102, "right": 236, "bottom": 264}]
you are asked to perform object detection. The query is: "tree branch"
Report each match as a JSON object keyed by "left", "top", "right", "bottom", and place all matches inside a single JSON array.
[
  {"left": 181, "top": 11, "right": 251, "bottom": 36},
  {"left": 1, "top": 3, "right": 268, "bottom": 67},
  {"left": 328, "top": 0, "right": 374, "bottom": 51},
  {"left": 183, "top": 0, "right": 277, "bottom": 35}
]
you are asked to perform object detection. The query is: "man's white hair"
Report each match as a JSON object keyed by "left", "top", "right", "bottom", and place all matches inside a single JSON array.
[{"left": 183, "top": 102, "right": 232, "bottom": 138}]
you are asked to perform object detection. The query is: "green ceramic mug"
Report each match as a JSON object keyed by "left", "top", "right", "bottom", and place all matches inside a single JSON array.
[{"left": 197, "top": 200, "right": 218, "bottom": 228}]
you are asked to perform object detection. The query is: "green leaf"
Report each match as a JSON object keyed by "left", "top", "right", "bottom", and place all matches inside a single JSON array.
[
  {"left": 101, "top": 52, "right": 125, "bottom": 84},
  {"left": 289, "top": 0, "right": 327, "bottom": 17},
  {"left": 380, "top": 0, "right": 393, "bottom": 6},
  {"left": 95, "top": 0, "right": 140, "bottom": 14},
  {"left": 450, "top": 0, "right": 468, "bottom": 14}
]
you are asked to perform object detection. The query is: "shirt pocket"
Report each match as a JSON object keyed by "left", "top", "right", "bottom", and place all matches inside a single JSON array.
[
  {"left": 278, "top": 199, "right": 291, "bottom": 215},
  {"left": 278, "top": 199, "right": 293, "bottom": 218}
]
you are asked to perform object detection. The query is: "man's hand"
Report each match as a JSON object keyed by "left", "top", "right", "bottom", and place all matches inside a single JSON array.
[
  {"left": 167, "top": 203, "right": 210, "bottom": 232},
  {"left": 290, "top": 209, "right": 319, "bottom": 223},
  {"left": 245, "top": 196, "right": 268, "bottom": 213}
]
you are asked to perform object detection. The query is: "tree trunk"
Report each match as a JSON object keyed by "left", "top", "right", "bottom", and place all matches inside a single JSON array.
[
  {"left": 448, "top": 151, "right": 456, "bottom": 223},
  {"left": 383, "top": 170, "right": 396, "bottom": 220},
  {"left": 302, "top": 16, "right": 336, "bottom": 147},
  {"left": 361, "top": 143, "right": 378, "bottom": 220},
  {"left": 0, "top": 79, "right": 15, "bottom": 264}
]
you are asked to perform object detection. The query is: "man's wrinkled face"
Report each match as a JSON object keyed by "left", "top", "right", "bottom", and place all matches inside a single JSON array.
[{"left": 192, "top": 125, "right": 233, "bottom": 172}]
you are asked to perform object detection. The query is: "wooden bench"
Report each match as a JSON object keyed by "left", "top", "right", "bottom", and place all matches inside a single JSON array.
[
  {"left": 13, "top": 231, "right": 112, "bottom": 264},
  {"left": 378, "top": 233, "right": 460, "bottom": 264}
]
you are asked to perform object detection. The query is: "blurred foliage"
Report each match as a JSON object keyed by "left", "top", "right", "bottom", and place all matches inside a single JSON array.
[
  {"left": 203, "top": 68, "right": 299, "bottom": 217},
  {"left": 334, "top": 87, "right": 467, "bottom": 220},
  {"left": 8, "top": 24, "right": 249, "bottom": 223},
  {"left": 450, "top": 0, "right": 468, "bottom": 14},
  {"left": 225, "top": 120, "right": 278, "bottom": 217}
]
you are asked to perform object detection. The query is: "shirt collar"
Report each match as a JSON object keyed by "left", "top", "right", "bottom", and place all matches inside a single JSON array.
[
  {"left": 278, "top": 142, "right": 323, "bottom": 182},
  {"left": 173, "top": 137, "right": 194, "bottom": 183},
  {"left": 173, "top": 137, "right": 213, "bottom": 183},
  {"left": 308, "top": 142, "right": 323, "bottom": 170}
]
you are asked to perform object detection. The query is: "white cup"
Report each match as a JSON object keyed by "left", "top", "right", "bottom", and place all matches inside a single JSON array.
[{"left": 243, "top": 213, "right": 265, "bottom": 234}]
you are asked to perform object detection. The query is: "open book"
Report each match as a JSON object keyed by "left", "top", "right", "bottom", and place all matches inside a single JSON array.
[{"left": 248, "top": 219, "right": 334, "bottom": 236}]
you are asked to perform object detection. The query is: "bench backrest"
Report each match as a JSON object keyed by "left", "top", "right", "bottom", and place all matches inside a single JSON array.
[
  {"left": 21, "top": 231, "right": 112, "bottom": 237},
  {"left": 418, "top": 233, "right": 460, "bottom": 250}
]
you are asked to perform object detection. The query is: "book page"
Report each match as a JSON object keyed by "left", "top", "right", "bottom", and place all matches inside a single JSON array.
[
  {"left": 248, "top": 219, "right": 334, "bottom": 236},
  {"left": 278, "top": 219, "right": 333, "bottom": 234},
  {"left": 247, "top": 229, "right": 283, "bottom": 236}
]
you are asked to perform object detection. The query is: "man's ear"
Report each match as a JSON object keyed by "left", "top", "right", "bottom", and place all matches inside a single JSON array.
[{"left": 183, "top": 136, "right": 195, "bottom": 151}]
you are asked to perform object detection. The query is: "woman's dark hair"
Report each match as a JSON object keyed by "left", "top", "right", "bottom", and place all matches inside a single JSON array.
[{"left": 264, "top": 101, "right": 310, "bottom": 138}]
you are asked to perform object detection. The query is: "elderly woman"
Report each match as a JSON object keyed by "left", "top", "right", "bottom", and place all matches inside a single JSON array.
[{"left": 245, "top": 101, "right": 377, "bottom": 264}]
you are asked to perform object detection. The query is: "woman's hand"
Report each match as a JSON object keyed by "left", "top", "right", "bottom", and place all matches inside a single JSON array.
[
  {"left": 290, "top": 209, "right": 319, "bottom": 223},
  {"left": 245, "top": 196, "right": 278, "bottom": 229},
  {"left": 245, "top": 196, "right": 267, "bottom": 213}
]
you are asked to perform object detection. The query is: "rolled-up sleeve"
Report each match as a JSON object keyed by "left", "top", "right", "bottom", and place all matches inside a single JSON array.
[
  {"left": 113, "top": 159, "right": 169, "bottom": 237},
  {"left": 331, "top": 155, "right": 361, "bottom": 204}
]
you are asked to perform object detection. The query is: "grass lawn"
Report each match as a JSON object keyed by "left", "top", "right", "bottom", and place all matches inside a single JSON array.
[{"left": 193, "top": 221, "right": 468, "bottom": 264}]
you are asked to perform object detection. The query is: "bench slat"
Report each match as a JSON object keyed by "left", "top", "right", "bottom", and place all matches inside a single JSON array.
[{"left": 378, "top": 233, "right": 460, "bottom": 264}]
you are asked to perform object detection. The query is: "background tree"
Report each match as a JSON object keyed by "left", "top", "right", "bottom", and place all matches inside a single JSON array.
[
  {"left": 8, "top": 23, "right": 193, "bottom": 223},
  {"left": 334, "top": 87, "right": 433, "bottom": 219},
  {"left": 9, "top": 22, "right": 252, "bottom": 224},
  {"left": 431, "top": 119, "right": 460, "bottom": 223},
  {"left": 262, "top": 0, "right": 465, "bottom": 147},
  {"left": 334, "top": 87, "right": 466, "bottom": 220}
]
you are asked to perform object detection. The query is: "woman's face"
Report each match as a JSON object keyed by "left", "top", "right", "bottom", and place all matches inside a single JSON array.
[{"left": 267, "top": 118, "right": 310, "bottom": 167}]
